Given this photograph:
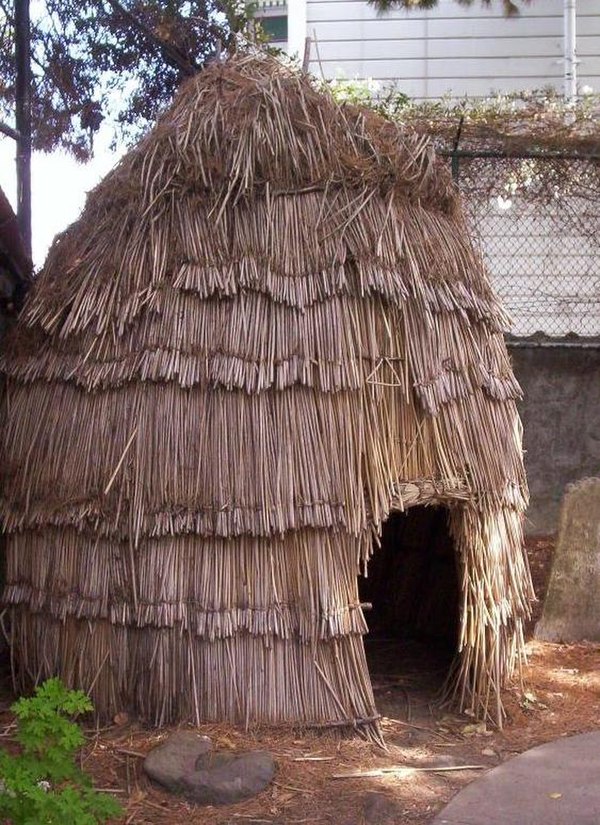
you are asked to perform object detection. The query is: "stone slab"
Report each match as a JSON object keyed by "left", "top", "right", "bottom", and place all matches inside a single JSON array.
[
  {"left": 432, "top": 732, "right": 600, "bottom": 825},
  {"left": 535, "top": 477, "right": 600, "bottom": 643}
]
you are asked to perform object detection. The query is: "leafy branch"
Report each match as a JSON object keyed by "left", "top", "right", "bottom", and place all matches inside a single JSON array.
[{"left": 0, "top": 678, "right": 122, "bottom": 825}]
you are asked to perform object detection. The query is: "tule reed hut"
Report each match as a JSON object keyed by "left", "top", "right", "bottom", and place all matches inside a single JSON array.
[{"left": 0, "top": 54, "right": 534, "bottom": 736}]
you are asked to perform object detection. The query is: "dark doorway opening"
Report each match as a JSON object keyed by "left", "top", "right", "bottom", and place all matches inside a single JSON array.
[{"left": 359, "top": 505, "right": 461, "bottom": 721}]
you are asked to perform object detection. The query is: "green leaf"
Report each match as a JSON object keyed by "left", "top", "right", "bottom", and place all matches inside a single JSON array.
[{"left": 1, "top": 678, "right": 123, "bottom": 825}]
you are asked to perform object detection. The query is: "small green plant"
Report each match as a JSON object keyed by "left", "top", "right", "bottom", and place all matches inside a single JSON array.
[{"left": 0, "top": 678, "right": 122, "bottom": 825}]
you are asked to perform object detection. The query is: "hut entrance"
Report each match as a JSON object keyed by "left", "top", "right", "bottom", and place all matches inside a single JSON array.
[{"left": 359, "top": 505, "right": 460, "bottom": 721}]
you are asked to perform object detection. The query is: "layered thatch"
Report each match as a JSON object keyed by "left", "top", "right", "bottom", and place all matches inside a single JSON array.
[{"left": 0, "top": 54, "right": 533, "bottom": 734}]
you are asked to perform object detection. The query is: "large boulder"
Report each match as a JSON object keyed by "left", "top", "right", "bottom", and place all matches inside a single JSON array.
[{"left": 535, "top": 478, "right": 600, "bottom": 642}]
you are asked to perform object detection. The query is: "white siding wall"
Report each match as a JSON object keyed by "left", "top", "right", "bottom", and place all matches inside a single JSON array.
[{"left": 305, "top": 0, "right": 600, "bottom": 99}]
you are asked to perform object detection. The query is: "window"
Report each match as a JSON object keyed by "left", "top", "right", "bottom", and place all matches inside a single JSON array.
[
  {"left": 255, "top": 1, "right": 288, "bottom": 47},
  {"left": 261, "top": 14, "right": 288, "bottom": 44}
]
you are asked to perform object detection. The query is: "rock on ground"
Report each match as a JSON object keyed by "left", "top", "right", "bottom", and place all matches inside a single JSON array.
[
  {"left": 143, "top": 730, "right": 276, "bottom": 805},
  {"left": 362, "top": 790, "right": 405, "bottom": 824}
]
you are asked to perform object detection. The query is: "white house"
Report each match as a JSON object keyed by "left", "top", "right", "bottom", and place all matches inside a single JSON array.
[
  {"left": 257, "top": 0, "right": 600, "bottom": 338},
  {"left": 258, "top": 0, "right": 600, "bottom": 100}
]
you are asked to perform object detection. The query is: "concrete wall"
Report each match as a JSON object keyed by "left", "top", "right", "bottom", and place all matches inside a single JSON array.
[{"left": 510, "top": 344, "right": 600, "bottom": 536}]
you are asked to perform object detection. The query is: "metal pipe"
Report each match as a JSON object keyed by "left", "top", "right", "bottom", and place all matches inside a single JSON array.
[
  {"left": 438, "top": 148, "right": 600, "bottom": 161},
  {"left": 507, "top": 339, "right": 600, "bottom": 349},
  {"left": 564, "top": 0, "right": 577, "bottom": 103}
]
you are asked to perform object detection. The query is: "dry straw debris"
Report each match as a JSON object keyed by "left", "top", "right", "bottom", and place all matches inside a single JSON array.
[{"left": 0, "top": 53, "right": 533, "bottom": 737}]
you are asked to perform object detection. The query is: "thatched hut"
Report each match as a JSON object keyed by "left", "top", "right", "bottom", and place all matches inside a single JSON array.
[{"left": 0, "top": 55, "right": 533, "bottom": 735}]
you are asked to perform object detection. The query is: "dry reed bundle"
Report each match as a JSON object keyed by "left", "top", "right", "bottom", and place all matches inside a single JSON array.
[{"left": 1, "top": 53, "right": 533, "bottom": 734}]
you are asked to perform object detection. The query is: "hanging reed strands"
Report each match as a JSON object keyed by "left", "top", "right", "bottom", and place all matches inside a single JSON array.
[{"left": 0, "top": 52, "right": 533, "bottom": 735}]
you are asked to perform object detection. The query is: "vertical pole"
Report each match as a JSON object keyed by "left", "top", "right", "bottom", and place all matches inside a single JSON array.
[
  {"left": 15, "top": 0, "right": 32, "bottom": 259},
  {"left": 452, "top": 115, "right": 464, "bottom": 186},
  {"left": 563, "top": 0, "right": 577, "bottom": 103},
  {"left": 302, "top": 36, "right": 311, "bottom": 73},
  {"left": 451, "top": 153, "right": 459, "bottom": 183}
]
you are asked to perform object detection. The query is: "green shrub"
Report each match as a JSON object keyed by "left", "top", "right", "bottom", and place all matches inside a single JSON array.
[{"left": 0, "top": 678, "right": 122, "bottom": 825}]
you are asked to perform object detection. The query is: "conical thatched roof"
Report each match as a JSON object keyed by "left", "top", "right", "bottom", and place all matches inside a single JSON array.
[{"left": 1, "top": 54, "right": 533, "bottom": 733}]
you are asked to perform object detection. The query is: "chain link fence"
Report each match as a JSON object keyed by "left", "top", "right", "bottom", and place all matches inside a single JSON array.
[{"left": 444, "top": 153, "right": 600, "bottom": 339}]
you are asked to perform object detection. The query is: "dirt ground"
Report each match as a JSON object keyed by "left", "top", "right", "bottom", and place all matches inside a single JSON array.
[{"left": 1, "top": 535, "right": 600, "bottom": 825}]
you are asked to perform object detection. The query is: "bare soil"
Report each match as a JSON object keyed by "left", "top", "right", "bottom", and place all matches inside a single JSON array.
[{"left": 2, "top": 535, "right": 599, "bottom": 825}]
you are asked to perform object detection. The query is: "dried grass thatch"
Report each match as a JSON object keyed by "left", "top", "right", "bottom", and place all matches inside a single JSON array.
[{"left": 0, "top": 53, "right": 533, "bottom": 736}]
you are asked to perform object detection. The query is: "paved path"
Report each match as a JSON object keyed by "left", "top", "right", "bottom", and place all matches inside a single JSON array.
[{"left": 432, "top": 731, "right": 600, "bottom": 825}]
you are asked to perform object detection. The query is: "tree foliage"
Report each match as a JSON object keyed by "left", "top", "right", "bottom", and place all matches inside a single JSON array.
[
  {"left": 369, "top": 0, "right": 531, "bottom": 17},
  {"left": 0, "top": 0, "right": 254, "bottom": 159}
]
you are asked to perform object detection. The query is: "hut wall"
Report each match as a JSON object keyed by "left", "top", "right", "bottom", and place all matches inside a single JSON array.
[{"left": 0, "top": 56, "right": 534, "bottom": 730}]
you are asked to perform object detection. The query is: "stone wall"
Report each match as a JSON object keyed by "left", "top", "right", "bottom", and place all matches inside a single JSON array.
[{"left": 510, "top": 343, "right": 600, "bottom": 536}]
